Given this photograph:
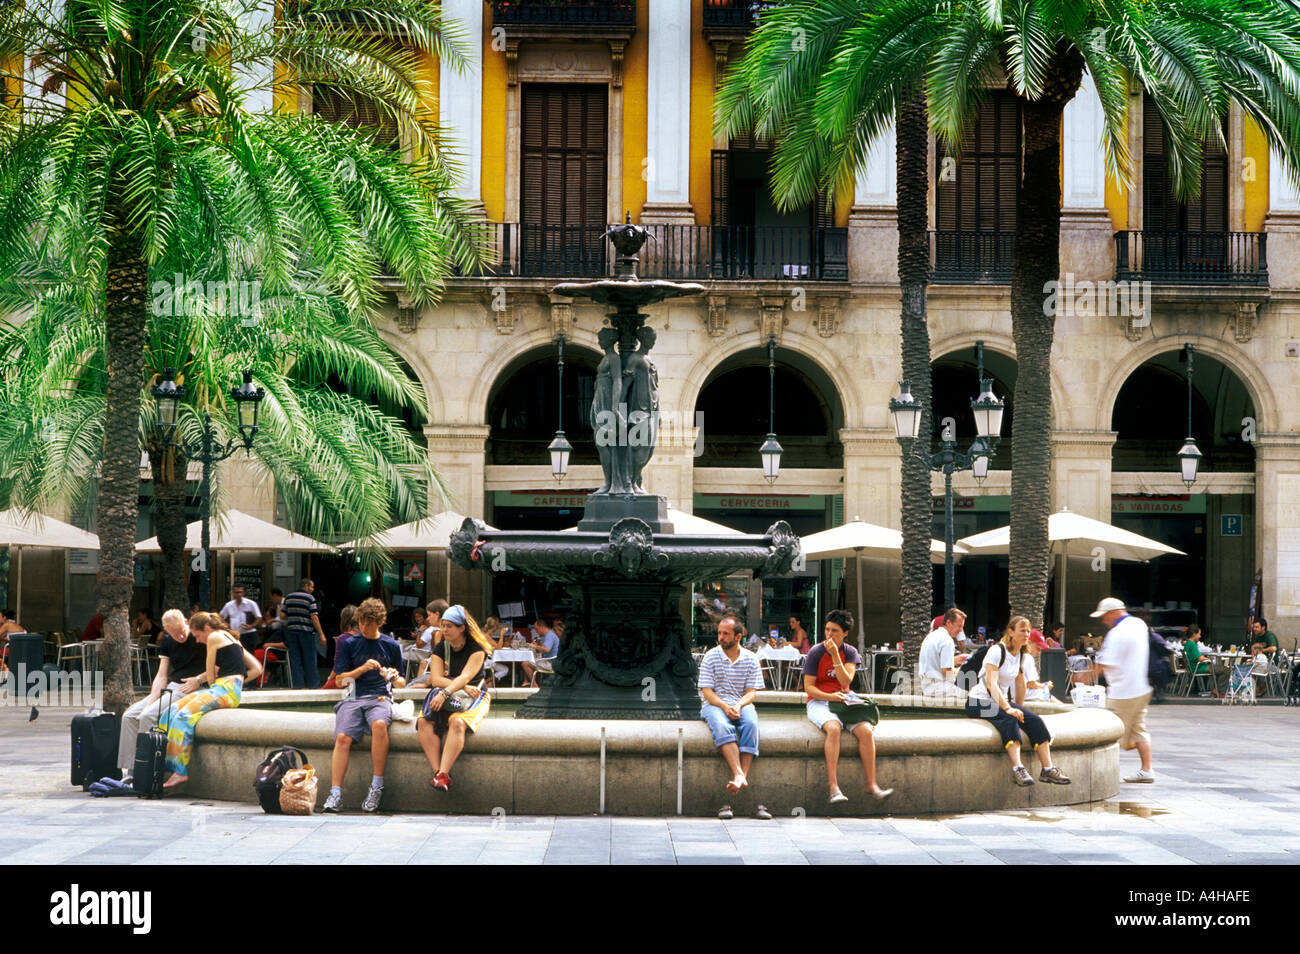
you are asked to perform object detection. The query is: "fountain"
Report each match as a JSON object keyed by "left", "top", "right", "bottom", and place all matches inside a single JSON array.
[{"left": 449, "top": 219, "right": 801, "bottom": 719}]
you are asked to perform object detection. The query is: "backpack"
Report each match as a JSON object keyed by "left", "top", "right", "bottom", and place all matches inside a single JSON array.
[
  {"left": 1147, "top": 629, "right": 1173, "bottom": 691},
  {"left": 254, "top": 746, "right": 309, "bottom": 814},
  {"left": 956, "top": 642, "right": 1020, "bottom": 692}
]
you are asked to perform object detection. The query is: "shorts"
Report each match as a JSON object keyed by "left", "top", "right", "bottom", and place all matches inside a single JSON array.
[
  {"left": 806, "top": 699, "right": 873, "bottom": 731},
  {"left": 1108, "top": 692, "right": 1151, "bottom": 750},
  {"left": 421, "top": 690, "right": 491, "bottom": 739},
  {"left": 334, "top": 697, "right": 393, "bottom": 742},
  {"left": 532, "top": 657, "right": 554, "bottom": 673}
]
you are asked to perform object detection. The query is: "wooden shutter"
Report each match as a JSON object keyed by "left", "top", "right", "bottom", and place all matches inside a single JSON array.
[
  {"left": 313, "top": 85, "right": 399, "bottom": 150},
  {"left": 1143, "top": 95, "right": 1227, "bottom": 233},
  {"left": 711, "top": 149, "right": 730, "bottom": 227},
  {"left": 520, "top": 83, "right": 609, "bottom": 227},
  {"left": 935, "top": 91, "right": 1019, "bottom": 234}
]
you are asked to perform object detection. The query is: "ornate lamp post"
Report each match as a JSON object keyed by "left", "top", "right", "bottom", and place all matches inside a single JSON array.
[
  {"left": 1178, "top": 343, "right": 1202, "bottom": 488},
  {"left": 152, "top": 368, "right": 264, "bottom": 608},
  {"left": 760, "top": 335, "right": 783, "bottom": 484},
  {"left": 890, "top": 341, "right": 1005, "bottom": 609},
  {"left": 547, "top": 335, "right": 572, "bottom": 481}
]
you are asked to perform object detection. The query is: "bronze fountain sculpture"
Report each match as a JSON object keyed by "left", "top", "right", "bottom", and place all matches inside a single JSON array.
[{"left": 450, "top": 218, "right": 801, "bottom": 718}]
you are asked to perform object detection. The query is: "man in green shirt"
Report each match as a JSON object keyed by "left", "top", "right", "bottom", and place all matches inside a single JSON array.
[{"left": 1250, "top": 619, "right": 1279, "bottom": 657}]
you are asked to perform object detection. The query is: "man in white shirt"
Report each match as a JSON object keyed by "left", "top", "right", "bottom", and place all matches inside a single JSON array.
[
  {"left": 219, "top": 586, "right": 262, "bottom": 637},
  {"left": 918, "top": 607, "right": 970, "bottom": 697},
  {"left": 698, "top": 615, "right": 769, "bottom": 820},
  {"left": 1092, "top": 597, "right": 1155, "bottom": 783}
]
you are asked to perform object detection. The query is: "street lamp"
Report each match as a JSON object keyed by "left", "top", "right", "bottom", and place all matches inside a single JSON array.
[
  {"left": 760, "top": 335, "right": 783, "bottom": 484},
  {"left": 1178, "top": 343, "right": 1201, "bottom": 488},
  {"left": 152, "top": 367, "right": 264, "bottom": 609},
  {"left": 548, "top": 334, "right": 571, "bottom": 481},
  {"left": 890, "top": 341, "right": 1005, "bottom": 609}
]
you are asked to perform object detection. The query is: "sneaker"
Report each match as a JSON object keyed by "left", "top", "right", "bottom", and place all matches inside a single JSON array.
[
  {"left": 1012, "top": 765, "right": 1035, "bottom": 787},
  {"left": 432, "top": 772, "right": 452, "bottom": 792},
  {"left": 1039, "top": 766, "right": 1072, "bottom": 785},
  {"left": 755, "top": 804, "right": 772, "bottom": 820},
  {"left": 1123, "top": 769, "right": 1155, "bottom": 784},
  {"left": 829, "top": 789, "right": 849, "bottom": 804},
  {"left": 362, "top": 786, "right": 383, "bottom": 813},
  {"left": 870, "top": 787, "right": 895, "bottom": 802},
  {"left": 717, "top": 804, "right": 734, "bottom": 820},
  {"left": 323, "top": 790, "right": 342, "bottom": 813}
]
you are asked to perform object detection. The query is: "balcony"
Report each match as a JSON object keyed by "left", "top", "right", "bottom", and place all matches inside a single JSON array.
[
  {"left": 462, "top": 223, "right": 849, "bottom": 282},
  {"left": 702, "top": 0, "right": 775, "bottom": 33},
  {"left": 1115, "top": 231, "right": 1268, "bottom": 286},
  {"left": 930, "top": 231, "right": 1015, "bottom": 284},
  {"left": 490, "top": 0, "right": 636, "bottom": 27}
]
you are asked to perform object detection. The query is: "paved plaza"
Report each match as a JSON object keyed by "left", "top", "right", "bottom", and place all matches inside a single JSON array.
[{"left": 1, "top": 703, "right": 1296, "bottom": 865}]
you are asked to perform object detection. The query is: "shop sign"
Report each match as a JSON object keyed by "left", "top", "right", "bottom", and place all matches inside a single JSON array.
[
  {"left": 694, "top": 494, "right": 825, "bottom": 511},
  {"left": 1111, "top": 494, "right": 1207, "bottom": 515},
  {"left": 930, "top": 495, "right": 1010, "bottom": 512},
  {"left": 1221, "top": 514, "right": 1243, "bottom": 536},
  {"left": 494, "top": 490, "right": 596, "bottom": 509}
]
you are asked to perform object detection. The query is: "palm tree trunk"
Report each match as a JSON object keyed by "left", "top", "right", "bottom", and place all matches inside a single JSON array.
[
  {"left": 97, "top": 231, "right": 149, "bottom": 715},
  {"left": 150, "top": 443, "right": 191, "bottom": 616},
  {"left": 897, "top": 88, "right": 934, "bottom": 666},
  {"left": 1008, "top": 49, "right": 1083, "bottom": 623}
]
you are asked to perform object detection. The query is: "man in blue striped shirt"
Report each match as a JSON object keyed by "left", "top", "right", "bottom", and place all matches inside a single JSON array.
[
  {"left": 698, "top": 614, "right": 769, "bottom": 820},
  {"left": 281, "top": 579, "right": 327, "bottom": 689}
]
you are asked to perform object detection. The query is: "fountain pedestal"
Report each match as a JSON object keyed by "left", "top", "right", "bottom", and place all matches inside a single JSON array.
[{"left": 449, "top": 220, "right": 801, "bottom": 719}]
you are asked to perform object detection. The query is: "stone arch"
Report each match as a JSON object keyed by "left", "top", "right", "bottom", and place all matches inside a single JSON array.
[
  {"left": 678, "top": 328, "right": 864, "bottom": 430},
  {"left": 928, "top": 330, "right": 1070, "bottom": 432},
  {"left": 466, "top": 325, "right": 605, "bottom": 426},
  {"left": 1098, "top": 337, "right": 1276, "bottom": 436},
  {"left": 378, "top": 328, "right": 445, "bottom": 425}
]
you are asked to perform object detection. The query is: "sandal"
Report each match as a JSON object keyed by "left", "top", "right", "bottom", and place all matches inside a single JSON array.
[
  {"left": 755, "top": 804, "right": 772, "bottom": 820},
  {"left": 717, "top": 804, "right": 734, "bottom": 820}
]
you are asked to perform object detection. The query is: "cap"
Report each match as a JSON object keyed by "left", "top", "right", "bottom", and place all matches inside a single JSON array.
[
  {"left": 1029, "top": 629, "right": 1049, "bottom": 649},
  {"left": 932, "top": 615, "right": 944, "bottom": 631},
  {"left": 1089, "top": 597, "right": 1127, "bottom": 618}
]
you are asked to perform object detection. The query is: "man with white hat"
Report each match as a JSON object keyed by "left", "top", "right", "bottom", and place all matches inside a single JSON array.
[{"left": 1090, "top": 597, "right": 1155, "bottom": 783}]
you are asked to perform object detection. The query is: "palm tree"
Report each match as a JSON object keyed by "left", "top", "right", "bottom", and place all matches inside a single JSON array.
[
  {"left": 0, "top": 0, "right": 481, "bottom": 712},
  {"left": 0, "top": 260, "right": 445, "bottom": 616},
  {"left": 719, "top": 0, "right": 1300, "bottom": 623}
]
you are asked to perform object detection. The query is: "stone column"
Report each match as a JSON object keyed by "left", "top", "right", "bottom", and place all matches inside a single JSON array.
[
  {"left": 1060, "top": 72, "right": 1114, "bottom": 282},
  {"left": 424, "top": 424, "right": 490, "bottom": 518},
  {"left": 1051, "top": 431, "right": 1117, "bottom": 636},
  {"left": 640, "top": 0, "right": 694, "bottom": 225},
  {"left": 1266, "top": 145, "right": 1300, "bottom": 288},
  {"left": 840, "top": 429, "right": 902, "bottom": 642},
  {"left": 848, "top": 125, "right": 898, "bottom": 284},
  {"left": 235, "top": 0, "right": 274, "bottom": 114},
  {"left": 440, "top": 0, "right": 483, "bottom": 203},
  {"left": 1254, "top": 436, "right": 1300, "bottom": 641}
]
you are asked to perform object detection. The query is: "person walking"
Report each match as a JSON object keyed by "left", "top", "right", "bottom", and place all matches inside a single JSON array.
[{"left": 1091, "top": 597, "right": 1155, "bottom": 783}]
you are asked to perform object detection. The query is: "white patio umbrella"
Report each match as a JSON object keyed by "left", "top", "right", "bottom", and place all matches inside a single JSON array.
[
  {"left": 135, "top": 509, "right": 335, "bottom": 594},
  {"left": 338, "top": 511, "right": 497, "bottom": 602},
  {"left": 0, "top": 509, "right": 100, "bottom": 622},
  {"left": 956, "top": 508, "right": 1186, "bottom": 626},
  {"left": 800, "top": 517, "right": 965, "bottom": 653},
  {"left": 559, "top": 508, "right": 742, "bottom": 536}
]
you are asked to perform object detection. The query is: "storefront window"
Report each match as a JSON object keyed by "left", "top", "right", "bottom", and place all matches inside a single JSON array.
[{"left": 692, "top": 574, "right": 749, "bottom": 648}]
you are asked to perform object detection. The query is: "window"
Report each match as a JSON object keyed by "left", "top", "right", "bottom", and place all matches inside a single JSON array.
[
  {"left": 520, "top": 83, "right": 608, "bottom": 275},
  {"left": 312, "top": 85, "right": 400, "bottom": 151},
  {"left": 1143, "top": 96, "right": 1228, "bottom": 234},
  {"left": 935, "top": 91, "right": 1020, "bottom": 234}
]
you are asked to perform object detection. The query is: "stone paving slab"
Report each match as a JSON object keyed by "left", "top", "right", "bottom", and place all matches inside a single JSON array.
[{"left": 1, "top": 704, "right": 1298, "bottom": 865}]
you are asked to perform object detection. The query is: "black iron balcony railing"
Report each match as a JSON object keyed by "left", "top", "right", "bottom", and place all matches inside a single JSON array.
[
  {"left": 463, "top": 223, "right": 849, "bottom": 281},
  {"left": 702, "top": 0, "right": 776, "bottom": 31},
  {"left": 1115, "top": 230, "right": 1268, "bottom": 285},
  {"left": 490, "top": 0, "right": 636, "bottom": 27},
  {"left": 930, "top": 230, "right": 1015, "bottom": 283}
]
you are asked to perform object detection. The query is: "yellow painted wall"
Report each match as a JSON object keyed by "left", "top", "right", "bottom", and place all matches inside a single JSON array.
[
  {"left": 1244, "top": 116, "right": 1268, "bottom": 233},
  {"left": 481, "top": 9, "right": 507, "bottom": 222},
  {"left": 623, "top": 2, "right": 650, "bottom": 221},
  {"left": 689, "top": 0, "right": 714, "bottom": 225}
]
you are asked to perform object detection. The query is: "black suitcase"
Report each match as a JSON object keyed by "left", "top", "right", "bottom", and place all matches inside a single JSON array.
[
  {"left": 132, "top": 689, "right": 173, "bottom": 799},
  {"left": 70, "top": 710, "right": 121, "bottom": 789}
]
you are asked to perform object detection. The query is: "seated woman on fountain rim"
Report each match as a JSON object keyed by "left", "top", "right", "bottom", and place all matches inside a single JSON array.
[{"left": 416, "top": 604, "right": 497, "bottom": 792}]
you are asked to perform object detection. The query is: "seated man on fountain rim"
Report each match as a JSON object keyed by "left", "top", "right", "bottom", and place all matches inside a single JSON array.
[{"left": 698, "top": 614, "right": 771, "bottom": 821}]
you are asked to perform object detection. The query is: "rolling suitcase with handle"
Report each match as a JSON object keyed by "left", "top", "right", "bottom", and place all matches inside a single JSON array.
[
  {"left": 70, "top": 708, "right": 120, "bottom": 789},
  {"left": 132, "top": 689, "right": 174, "bottom": 798}
]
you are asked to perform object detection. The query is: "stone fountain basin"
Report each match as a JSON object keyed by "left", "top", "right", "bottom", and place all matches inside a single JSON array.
[{"left": 182, "top": 690, "right": 1122, "bottom": 816}]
